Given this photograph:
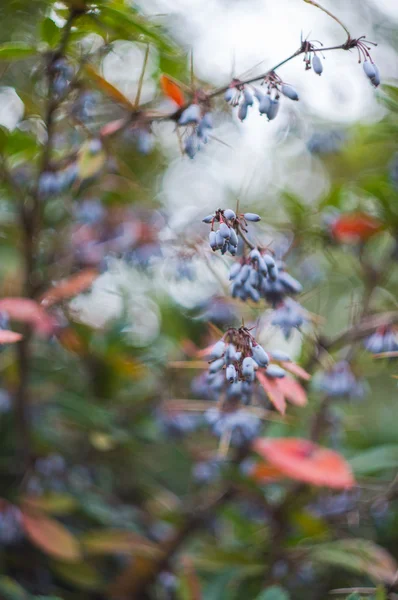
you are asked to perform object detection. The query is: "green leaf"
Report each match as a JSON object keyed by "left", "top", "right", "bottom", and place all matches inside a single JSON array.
[
  {"left": 40, "top": 18, "right": 61, "bottom": 47},
  {"left": 0, "top": 577, "right": 29, "bottom": 600},
  {"left": 22, "top": 492, "right": 77, "bottom": 516},
  {"left": 310, "top": 539, "right": 398, "bottom": 584},
  {"left": 51, "top": 561, "right": 103, "bottom": 591},
  {"left": 0, "top": 43, "right": 36, "bottom": 61},
  {"left": 349, "top": 445, "right": 398, "bottom": 475},
  {"left": 255, "top": 586, "right": 290, "bottom": 600}
]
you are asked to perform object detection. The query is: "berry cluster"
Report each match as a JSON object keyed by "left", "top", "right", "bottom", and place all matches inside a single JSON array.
[
  {"left": 230, "top": 248, "right": 278, "bottom": 303},
  {"left": 271, "top": 298, "right": 308, "bottom": 339},
  {"left": 364, "top": 326, "right": 398, "bottom": 354},
  {"left": 224, "top": 73, "right": 299, "bottom": 122},
  {"left": 203, "top": 208, "right": 260, "bottom": 256},
  {"left": 178, "top": 104, "right": 213, "bottom": 158},
  {"left": 314, "top": 361, "right": 365, "bottom": 399}
]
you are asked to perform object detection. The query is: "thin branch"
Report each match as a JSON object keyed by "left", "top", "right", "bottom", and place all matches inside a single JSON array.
[
  {"left": 12, "top": 6, "right": 82, "bottom": 472},
  {"left": 134, "top": 44, "right": 150, "bottom": 109},
  {"left": 303, "top": 0, "right": 351, "bottom": 40}
]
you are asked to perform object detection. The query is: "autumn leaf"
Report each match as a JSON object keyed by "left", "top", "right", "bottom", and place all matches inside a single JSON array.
[
  {"left": 160, "top": 74, "right": 185, "bottom": 107},
  {"left": 40, "top": 269, "right": 98, "bottom": 307},
  {"left": 21, "top": 510, "right": 82, "bottom": 562},
  {"left": 249, "top": 462, "right": 284, "bottom": 483},
  {"left": 253, "top": 438, "right": 355, "bottom": 489},
  {"left": 281, "top": 361, "right": 311, "bottom": 381},
  {"left": 84, "top": 65, "right": 134, "bottom": 109},
  {"left": 0, "top": 298, "right": 55, "bottom": 336},
  {"left": 330, "top": 212, "right": 382, "bottom": 243},
  {"left": 256, "top": 371, "right": 286, "bottom": 415},
  {"left": 278, "top": 376, "right": 308, "bottom": 407},
  {"left": 0, "top": 330, "right": 23, "bottom": 344}
]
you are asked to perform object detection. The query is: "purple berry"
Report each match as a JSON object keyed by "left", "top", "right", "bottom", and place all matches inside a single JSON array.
[
  {"left": 179, "top": 103, "right": 201, "bottom": 125},
  {"left": 281, "top": 84, "right": 299, "bottom": 101},
  {"left": 363, "top": 60, "right": 376, "bottom": 80},
  {"left": 244, "top": 213, "right": 261, "bottom": 222},
  {"left": 252, "top": 344, "right": 269, "bottom": 367},
  {"left": 312, "top": 54, "right": 323, "bottom": 75}
]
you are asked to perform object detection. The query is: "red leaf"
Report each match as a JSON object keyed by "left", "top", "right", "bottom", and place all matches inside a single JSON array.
[
  {"left": 281, "top": 361, "right": 311, "bottom": 381},
  {"left": 256, "top": 371, "right": 286, "bottom": 415},
  {"left": 331, "top": 212, "right": 382, "bottom": 243},
  {"left": 160, "top": 74, "right": 185, "bottom": 107},
  {"left": 0, "top": 298, "right": 55, "bottom": 336},
  {"left": 40, "top": 269, "right": 98, "bottom": 308},
  {"left": 253, "top": 438, "right": 355, "bottom": 489},
  {"left": 278, "top": 376, "right": 307, "bottom": 407},
  {"left": 21, "top": 510, "right": 82, "bottom": 561},
  {"left": 249, "top": 462, "right": 284, "bottom": 483},
  {"left": 0, "top": 330, "right": 23, "bottom": 344}
]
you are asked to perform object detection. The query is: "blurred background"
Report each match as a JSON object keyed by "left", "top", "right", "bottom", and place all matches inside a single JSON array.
[{"left": 0, "top": 0, "right": 398, "bottom": 598}]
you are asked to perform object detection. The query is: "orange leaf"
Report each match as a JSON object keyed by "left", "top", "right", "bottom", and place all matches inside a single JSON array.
[
  {"left": 278, "top": 376, "right": 307, "bottom": 407},
  {"left": 85, "top": 65, "right": 134, "bottom": 109},
  {"left": 160, "top": 74, "right": 185, "bottom": 107},
  {"left": 21, "top": 510, "right": 81, "bottom": 562},
  {"left": 0, "top": 330, "right": 23, "bottom": 344},
  {"left": 0, "top": 298, "right": 55, "bottom": 336},
  {"left": 253, "top": 438, "right": 355, "bottom": 489},
  {"left": 331, "top": 212, "right": 382, "bottom": 243},
  {"left": 281, "top": 361, "right": 311, "bottom": 381},
  {"left": 256, "top": 371, "right": 286, "bottom": 415},
  {"left": 40, "top": 269, "right": 98, "bottom": 308},
  {"left": 249, "top": 462, "right": 284, "bottom": 483}
]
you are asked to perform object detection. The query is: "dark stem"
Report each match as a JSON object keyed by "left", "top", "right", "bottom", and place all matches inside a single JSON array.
[{"left": 13, "top": 6, "right": 81, "bottom": 471}]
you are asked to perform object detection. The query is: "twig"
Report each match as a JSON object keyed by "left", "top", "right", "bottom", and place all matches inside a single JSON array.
[
  {"left": 12, "top": 6, "right": 82, "bottom": 471},
  {"left": 303, "top": 0, "right": 351, "bottom": 40}
]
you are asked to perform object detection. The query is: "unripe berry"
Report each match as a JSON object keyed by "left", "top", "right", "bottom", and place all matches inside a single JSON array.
[
  {"left": 224, "top": 88, "right": 235, "bottom": 103},
  {"left": 179, "top": 104, "right": 201, "bottom": 125},
  {"left": 312, "top": 54, "right": 323, "bottom": 75},
  {"left": 243, "top": 88, "right": 254, "bottom": 106},
  {"left": 219, "top": 222, "right": 231, "bottom": 239},
  {"left": 224, "top": 208, "right": 236, "bottom": 221},
  {"left": 259, "top": 95, "right": 271, "bottom": 116},
  {"left": 267, "top": 99, "right": 279, "bottom": 121},
  {"left": 244, "top": 213, "right": 261, "bottom": 222},
  {"left": 211, "top": 340, "right": 226, "bottom": 360},
  {"left": 251, "top": 344, "right": 269, "bottom": 367},
  {"left": 209, "top": 358, "right": 225, "bottom": 373},
  {"left": 226, "top": 364, "right": 237, "bottom": 383},
  {"left": 363, "top": 60, "right": 376, "bottom": 80},
  {"left": 266, "top": 364, "right": 286, "bottom": 378},
  {"left": 281, "top": 84, "right": 299, "bottom": 101},
  {"left": 202, "top": 214, "right": 214, "bottom": 223},
  {"left": 242, "top": 357, "right": 255, "bottom": 380},
  {"left": 215, "top": 230, "right": 224, "bottom": 248},
  {"left": 229, "top": 227, "right": 238, "bottom": 246},
  {"left": 229, "top": 263, "right": 242, "bottom": 280},
  {"left": 209, "top": 231, "right": 217, "bottom": 250},
  {"left": 238, "top": 102, "right": 249, "bottom": 122},
  {"left": 270, "top": 350, "right": 291, "bottom": 362}
]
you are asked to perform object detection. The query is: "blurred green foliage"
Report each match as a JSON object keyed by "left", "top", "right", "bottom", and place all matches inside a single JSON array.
[{"left": 0, "top": 1, "right": 397, "bottom": 599}]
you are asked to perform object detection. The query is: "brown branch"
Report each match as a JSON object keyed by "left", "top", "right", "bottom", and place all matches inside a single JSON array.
[{"left": 12, "top": 7, "right": 82, "bottom": 471}]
